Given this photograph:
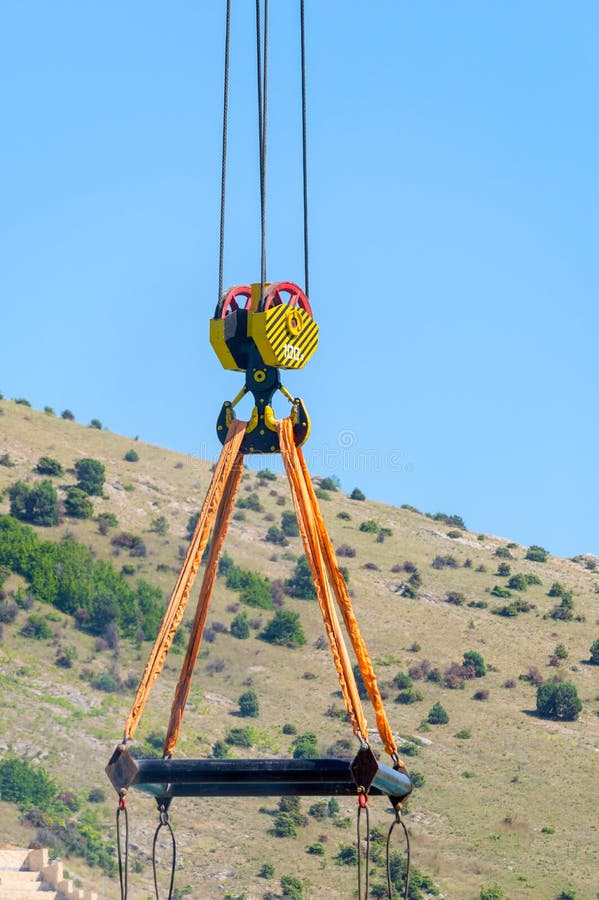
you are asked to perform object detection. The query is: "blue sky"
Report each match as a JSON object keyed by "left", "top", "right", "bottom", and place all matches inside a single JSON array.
[{"left": 1, "top": 2, "right": 597, "bottom": 557}]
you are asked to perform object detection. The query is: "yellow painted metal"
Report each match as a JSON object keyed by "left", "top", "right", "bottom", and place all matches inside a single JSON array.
[
  {"left": 209, "top": 318, "right": 240, "bottom": 371},
  {"left": 249, "top": 304, "right": 319, "bottom": 369}
]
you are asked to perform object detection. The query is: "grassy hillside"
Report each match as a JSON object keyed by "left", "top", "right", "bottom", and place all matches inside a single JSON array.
[{"left": 0, "top": 398, "right": 598, "bottom": 900}]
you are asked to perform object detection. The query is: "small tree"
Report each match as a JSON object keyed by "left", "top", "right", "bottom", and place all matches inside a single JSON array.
[
  {"left": 61, "top": 409, "right": 75, "bottom": 420},
  {"left": 35, "top": 456, "right": 63, "bottom": 476},
  {"left": 285, "top": 555, "right": 316, "bottom": 600},
  {"left": 281, "top": 874, "right": 303, "bottom": 898},
  {"left": 463, "top": 651, "right": 486, "bottom": 678},
  {"left": 292, "top": 732, "right": 318, "bottom": 759},
  {"left": 64, "top": 486, "right": 93, "bottom": 519},
  {"left": 150, "top": 515, "right": 169, "bottom": 535},
  {"left": 281, "top": 510, "right": 299, "bottom": 537},
  {"left": 526, "top": 544, "right": 548, "bottom": 563},
  {"left": 427, "top": 702, "right": 449, "bottom": 725},
  {"left": 89, "top": 419, "right": 102, "bottom": 429},
  {"left": 124, "top": 449, "right": 139, "bottom": 462},
  {"left": 266, "top": 525, "right": 288, "bottom": 546},
  {"left": 537, "top": 681, "right": 582, "bottom": 721},
  {"left": 230, "top": 611, "right": 250, "bottom": 639},
  {"left": 262, "top": 610, "right": 306, "bottom": 647},
  {"left": 319, "top": 477, "right": 338, "bottom": 492},
  {"left": 238, "top": 688, "right": 259, "bottom": 718},
  {"left": 9, "top": 480, "right": 58, "bottom": 526},
  {"left": 349, "top": 487, "right": 365, "bottom": 501},
  {"left": 75, "top": 458, "right": 105, "bottom": 496}
]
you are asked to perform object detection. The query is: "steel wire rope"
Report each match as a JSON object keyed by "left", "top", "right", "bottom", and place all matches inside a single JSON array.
[
  {"left": 300, "top": 0, "right": 310, "bottom": 297},
  {"left": 255, "top": 0, "right": 269, "bottom": 298},
  {"left": 116, "top": 795, "right": 129, "bottom": 900},
  {"left": 218, "top": 0, "right": 232, "bottom": 304},
  {"left": 386, "top": 810, "right": 411, "bottom": 900}
]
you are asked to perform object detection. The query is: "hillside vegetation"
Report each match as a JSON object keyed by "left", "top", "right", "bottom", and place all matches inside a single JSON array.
[{"left": 0, "top": 398, "right": 598, "bottom": 900}]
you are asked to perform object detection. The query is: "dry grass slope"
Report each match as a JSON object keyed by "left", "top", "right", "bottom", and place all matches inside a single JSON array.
[{"left": 0, "top": 398, "right": 598, "bottom": 899}]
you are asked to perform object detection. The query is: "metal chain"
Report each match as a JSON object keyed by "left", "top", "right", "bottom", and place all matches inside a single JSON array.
[{"left": 218, "top": 0, "right": 232, "bottom": 304}]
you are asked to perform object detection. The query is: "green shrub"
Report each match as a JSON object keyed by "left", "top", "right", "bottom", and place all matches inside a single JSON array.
[
  {"left": 589, "top": 638, "right": 599, "bottom": 665},
  {"left": 495, "top": 546, "right": 513, "bottom": 559},
  {"left": 292, "top": 732, "right": 318, "bottom": 759},
  {"left": 97, "top": 512, "right": 118, "bottom": 534},
  {"left": 463, "top": 651, "right": 486, "bottom": 678},
  {"left": 319, "top": 477, "right": 339, "bottom": 492},
  {"left": 262, "top": 610, "right": 305, "bottom": 646},
  {"left": 225, "top": 727, "right": 255, "bottom": 747},
  {"left": 307, "top": 841, "right": 325, "bottom": 855},
  {"left": 359, "top": 519, "right": 380, "bottom": 533},
  {"left": 410, "top": 771, "right": 425, "bottom": 788},
  {"left": 266, "top": 525, "right": 288, "bottom": 546},
  {"left": 35, "top": 456, "right": 63, "bottom": 476},
  {"left": 0, "top": 756, "right": 57, "bottom": 810},
  {"left": 479, "top": 887, "right": 505, "bottom": 900},
  {"left": 259, "top": 862, "right": 275, "bottom": 878},
  {"left": 395, "top": 688, "right": 423, "bottom": 704},
  {"left": 335, "top": 844, "right": 358, "bottom": 865},
  {"left": 445, "top": 591, "right": 464, "bottom": 605},
  {"left": 21, "top": 614, "right": 53, "bottom": 640},
  {"left": 150, "top": 515, "right": 168, "bottom": 535},
  {"left": 257, "top": 468, "right": 277, "bottom": 481},
  {"left": 14, "top": 397, "right": 31, "bottom": 406},
  {"left": 211, "top": 739, "right": 231, "bottom": 759},
  {"left": 236, "top": 492, "right": 263, "bottom": 512},
  {"left": 393, "top": 672, "right": 413, "bottom": 690},
  {"left": 280, "top": 875, "right": 303, "bottom": 898},
  {"left": 536, "top": 681, "right": 582, "bottom": 720},
  {"left": 61, "top": 409, "right": 75, "bottom": 420},
  {"left": 238, "top": 688, "right": 259, "bottom": 717},
  {"left": 0, "top": 453, "right": 15, "bottom": 467},
  {"left": 548, "top": 582, "right": 566, "bottom": 597},
  {"left": 124, "top": 449, "right": 139, "bottom": 462},
  {"left": 491, "top": 585, "right": 512, "bottom": 598},
  {"left": 285, "top": 555, "right": 316, "bottom": 600},
  {"left": 9, "top": 480, "right": 58, "bottom": 526},
  {"left": 526, "top": 544, "right": 548, "bottom": 562},
  {"left": 447, "top": 530, "right": 461, "bottom": 539},
  {"left": 280, "top": 510, "right": 299, "bottom": 537},
  {"left": 496, "top": 563, "right": 511, "bottom": 577},
  {"left": 508, "top": 573, "right": 528, "bottom": 591},
  {"left": 554, "top": 643, "right": 568, "bottom": 660},
  {"left": 427, "top": 702, "right": 449, "bottom": 725},
  {"left": 337, "top": 511, "right": 351, "bottom": 521},
  {"left": 75, "top": 458, "right": 105, "bottom": 496},
  {"left": 230, "top": 611, "right": 250, "bottom": 639},
  {"left": 0, "top": 516, "right": 163, "bottom": 640},
  {"left": 273, "top": 814, "right": 298, "bottom": 838},
  {"left": 87, "top": 788, "right": 106, "bottom": 803},
  {"left": 349, "top": 487, "right": 365, "bottom": 501},
  {"left": 64, "top": 487, "right": 93, "bottom": 519},
  {"left": 455, "top": 728, "right": 471, "bottom": 739}
]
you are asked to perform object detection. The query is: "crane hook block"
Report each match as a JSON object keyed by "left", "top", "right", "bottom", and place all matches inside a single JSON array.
[{"left": 210, "top": 281, "right": 319, "bottom": 373}]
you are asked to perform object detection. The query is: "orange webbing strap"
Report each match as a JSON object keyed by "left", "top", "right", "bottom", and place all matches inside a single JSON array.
[
  {"left": 278, "top": 419, "right": 368, "bottom": 743},
  {"left": 162, "top": 450, "right": 245, "bottom": 757},
  {"left": 123, "top": 420, "right": 247, "bottom": 743},
  {"left": 278, "top": 419, "right": 398, "bottom": 760},
  {"left": 296, "top": 446, "right": 398, "bottom": 759}
]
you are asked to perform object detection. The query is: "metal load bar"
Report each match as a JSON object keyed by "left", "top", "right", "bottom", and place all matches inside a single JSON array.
[{"left": 106, "top": 745, "right": 413, "bottom": 803}]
